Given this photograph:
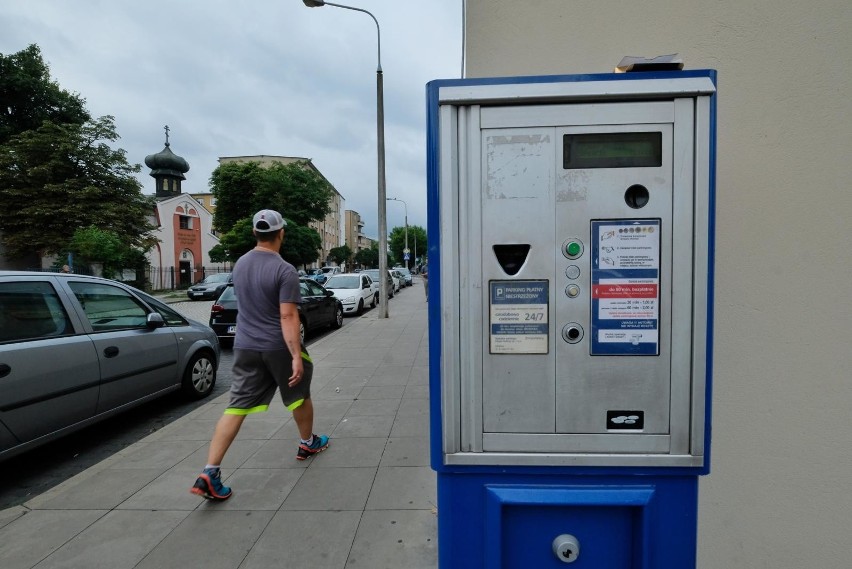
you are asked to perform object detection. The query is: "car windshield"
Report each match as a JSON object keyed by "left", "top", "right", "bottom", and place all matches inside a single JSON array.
[
  {"left": 203, "top": 273, "right": 231, "bottom": 284},
  {"left": 326, "top": 275, "right": 360, "bottom": 289},
  {"left": 396, "top": 268, "right": 411, "bottom": 276},
  {"left": 363, "top": 270, "right": 380, "bottom": 279}
]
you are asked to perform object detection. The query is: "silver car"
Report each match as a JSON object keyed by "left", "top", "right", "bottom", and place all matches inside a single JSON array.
[{"left": 0, "top": 271, "right": 219, "bottom": 462}]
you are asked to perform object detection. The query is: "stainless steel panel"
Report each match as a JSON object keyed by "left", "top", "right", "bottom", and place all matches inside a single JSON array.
[
  {"left": 552, "top": 120, "right": 674, "bottom": 445},
  {"left": 480, "top": 126, "right": 557, "bottom": 433},
  {"left": 438, "top": 84, "right": 713, "bottom": 465}
]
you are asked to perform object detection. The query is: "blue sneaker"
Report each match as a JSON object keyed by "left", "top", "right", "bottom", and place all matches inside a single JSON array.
[
  {"left": 297, "top": 434, "right": 330, "bottom": 460},
  {"left": 190, "top": 467, "right": 232, "bottom": 500}
]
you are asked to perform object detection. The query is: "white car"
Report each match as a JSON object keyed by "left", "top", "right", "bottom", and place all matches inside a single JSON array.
[
  {"left": 389, "top": 270, "right": 401, "bottom": 293},
  {"left": 323, "top": 273, "right": 376, "bottom": 316}
]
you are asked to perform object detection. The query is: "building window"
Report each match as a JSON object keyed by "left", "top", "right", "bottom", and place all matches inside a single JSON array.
[{"left": 179, "top": 216, "right": 193, "bottom": 230}]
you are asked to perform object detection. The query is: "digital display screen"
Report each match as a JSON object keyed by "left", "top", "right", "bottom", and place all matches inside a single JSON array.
[{"left": 563, "top": 132, "right": 662, "bottom": 169}]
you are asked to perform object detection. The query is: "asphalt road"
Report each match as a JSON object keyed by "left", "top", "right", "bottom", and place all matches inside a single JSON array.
[{"left": 0, "top": 298, "right": 334, "bottom": 510}]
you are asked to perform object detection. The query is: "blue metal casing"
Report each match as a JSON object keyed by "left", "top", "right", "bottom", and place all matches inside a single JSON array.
[{"left": 426, "top": 70, "right": 717, "bottom": 568}]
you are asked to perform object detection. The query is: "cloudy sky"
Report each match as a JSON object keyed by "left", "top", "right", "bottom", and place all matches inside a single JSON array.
[{"left": 1, "top": 0, "right": 464, "bottom": 237}]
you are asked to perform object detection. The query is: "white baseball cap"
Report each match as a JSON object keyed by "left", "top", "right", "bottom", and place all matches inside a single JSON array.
[{"left": 252, "top": 209, "right": 286, "bottom": 232}]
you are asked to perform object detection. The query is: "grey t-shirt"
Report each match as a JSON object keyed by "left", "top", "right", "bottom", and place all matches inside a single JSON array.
[{"left": 232, "top": 249, "right": 301, "bottom": 351}]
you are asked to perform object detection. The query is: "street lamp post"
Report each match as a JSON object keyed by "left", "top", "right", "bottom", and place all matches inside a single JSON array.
[
  {"left": 303, "top": 0, "right": 388, "bottom": 318},
  {"left": 386, "top": 197, "right": 408, "bottom": 270}
]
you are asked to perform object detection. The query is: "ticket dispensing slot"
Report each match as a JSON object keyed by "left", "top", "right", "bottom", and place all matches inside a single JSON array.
[{"left": 493, "top": 244, "right": 531, "bottom": 276}]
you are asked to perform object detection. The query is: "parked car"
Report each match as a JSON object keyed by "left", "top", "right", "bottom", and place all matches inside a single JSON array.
[
  {"left": 306, "top": 268, "right": 327, "bottom": 285},
  {"left": 394, "top": 266, "right": 413, "bottom": 287},
  {"left": 362, "top": 269, "right": 394, "bottom": 299},
  {"left": 390, "top": 269, "right": 403, "bottom": 293},
  {"left": 323, "top": 273, "right": 377, "bottom": 315},
  {"left": 0, "top": 271, "right": 219, "bottom": 462},
  {"left": 186, "top": 272, "right": 231, "bottom": 301},
  {"left": 209, "top": 278, "right": 343, "bottom": 347}
]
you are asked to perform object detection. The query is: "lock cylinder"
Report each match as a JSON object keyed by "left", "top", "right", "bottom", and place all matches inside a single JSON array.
[{"left": 562, "top": 323, "right": 584, "bottom": 344}]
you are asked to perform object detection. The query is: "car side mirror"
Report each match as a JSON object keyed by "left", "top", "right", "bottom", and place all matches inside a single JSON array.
[
  {"left": 146, "top": 312, "right": 166, "bottom": 329},
  {"left": 325, "top": 290, "right": 334, "bottom": 297}
]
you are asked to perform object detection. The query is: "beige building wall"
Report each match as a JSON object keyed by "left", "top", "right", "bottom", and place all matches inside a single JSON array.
[
  {"left": 464, "top": 1, "right": 852, "bottom": 567},
  {"left": 218, "top": 156, "right": 345, "bottom": 268},
  {"left": 345, "top": 209, "right": 373, "bottom": 262}
]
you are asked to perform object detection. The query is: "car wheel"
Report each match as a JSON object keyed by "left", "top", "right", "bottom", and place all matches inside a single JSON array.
[
  {"left": 300, "top": 319, "right": 306, "bottom": 344},
  {"left": 333, "top": 305, "right": 344, "bottom": 328},
  {"left": 357, "top": 299, "right": 364, "bottom": 315},
  {"left": 181, "top": 350, "right": 217, "bottom": 400}
]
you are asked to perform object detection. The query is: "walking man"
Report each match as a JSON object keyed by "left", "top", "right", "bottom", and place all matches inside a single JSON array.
[{"left": 191, "top": 209, "right": 329, "bottom": 501}]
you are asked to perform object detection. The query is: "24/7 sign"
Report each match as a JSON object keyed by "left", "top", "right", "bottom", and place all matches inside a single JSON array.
[{"left": 489, "top": 280, "right": 549, "bottom": 354}]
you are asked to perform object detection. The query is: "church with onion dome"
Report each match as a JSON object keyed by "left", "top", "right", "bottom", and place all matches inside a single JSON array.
[{"left": 144, "top": 127, "right": 224, "bottom": 289}]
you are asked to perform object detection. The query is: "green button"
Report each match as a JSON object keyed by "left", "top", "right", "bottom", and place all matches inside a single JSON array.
[{"left": 566, "top": 242, "right": 582, "bottom": 257}]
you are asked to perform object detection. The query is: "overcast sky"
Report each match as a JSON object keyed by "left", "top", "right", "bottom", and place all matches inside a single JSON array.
[{"left": 1, "top": 0, "right": 463, "bottom": 238}]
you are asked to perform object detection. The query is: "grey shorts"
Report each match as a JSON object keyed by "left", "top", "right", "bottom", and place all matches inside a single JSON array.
[{"left": 226, "top": 348, "right": 314, "bottom": 415}]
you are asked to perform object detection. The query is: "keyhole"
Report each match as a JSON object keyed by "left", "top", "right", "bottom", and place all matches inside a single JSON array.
[{"left": 562, "top": 549, "right": 573, "bottom": 559}]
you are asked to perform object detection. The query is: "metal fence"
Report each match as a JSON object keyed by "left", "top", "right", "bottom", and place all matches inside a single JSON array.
[
  {"left": 22, "top": 264, "right": 230, "bottom": 292},
  {"left": 145, "top": 265, "right": 230, "bottom": 292}
]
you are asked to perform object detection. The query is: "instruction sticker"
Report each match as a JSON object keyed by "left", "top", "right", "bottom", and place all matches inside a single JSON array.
[
  {"left": 490, "top": 280, "right": 549, "bottom": 354},
  {"left": 591, "top": 220, "right": 660, "bottom": 356}
]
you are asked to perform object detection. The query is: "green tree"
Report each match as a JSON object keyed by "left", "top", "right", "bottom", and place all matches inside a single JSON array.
[
  {"left": 354, "top": 243, "right": 378, "bottom": 268},
  {"left": 0, "top": 44, "right": 90, "bottom": 145},
  {"left": 210, "top": 160, "right": 333, "bottom": 231},
  {"left": 0, "top": 115, "right": 156, "bottom": 259},
  {"left": 280, "top": 223, "right": 322, "bottom": 267},
  {"left": 209, "top": 159, "right": 333, "bottom": 268},
  {"left": 211, "top": 217, "right": 321, "bottom": 268},
  {"left": 68, "top": 225, "right": 147, "bottom": 280},
  {"left": 328, "top": 244, "right": 351, "bottom": 267},
  {"left": 210, "top": 218, "right": 256, "bottom": 264},
  {"left": 389, "top": 225, "right": 426, "bottom": 267},
  {"left": 0, "top": 45, "right": 153, "bottom": 263}
]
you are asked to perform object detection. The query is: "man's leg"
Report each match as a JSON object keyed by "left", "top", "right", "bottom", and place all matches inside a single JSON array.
[
  {"left": 293, "top": 398, "right": 330, "bottom": 460},
  {"left": 292, "top": 398, "right": 314, "bottom": 440},
  {"left": 207, "top": 413, "right": 246, "bottom": 465}
]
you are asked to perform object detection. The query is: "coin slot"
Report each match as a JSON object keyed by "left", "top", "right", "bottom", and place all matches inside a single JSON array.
[{"left": 624, "top": 184, "right": 650, "bottom": 209}]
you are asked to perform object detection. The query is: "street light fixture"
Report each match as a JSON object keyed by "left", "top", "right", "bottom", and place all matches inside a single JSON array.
[
  {"left": 303, "top": 0, "right": 389, "bottom": 318},
  {"left": 386, "top": 197, "right": 409, "bottom": 270}
]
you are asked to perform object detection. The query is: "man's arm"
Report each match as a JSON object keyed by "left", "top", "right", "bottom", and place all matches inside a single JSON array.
[{"left": 279, "top": 302, "right": 304, "bottom": 387}]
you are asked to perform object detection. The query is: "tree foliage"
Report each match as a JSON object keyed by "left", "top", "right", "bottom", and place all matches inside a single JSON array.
[
  {"left": 69, "top": 226, "right": 146, "bottom": 280},
  {"left": 328, "top": 244, "right": 351, "bottom": 267},
  {"left": 354, "top": 244, "right": 378, "bottom": 268},
  {"left": 389, "top": 224, "right": 426, "bottom": 267},
  {"left": 211, "top": 217, "right": 322, "bottom": 269},
  {"left": 0, "top": 44, "right": 90, "bottom": 145},
  {"left": 208, "top": 159, "right": 335, "bottom": 268},
  {"left": 210, "top": 160, "right": 333, "bottom": 231},
  {"left": 353, "top": 241, "right": 392, "bottom": 269},
  {"left": 0, "top": 45, "right": 154, "bottom": 262},
  {"left": 0, "top": 115, "right": 156, "bottom": 258}
]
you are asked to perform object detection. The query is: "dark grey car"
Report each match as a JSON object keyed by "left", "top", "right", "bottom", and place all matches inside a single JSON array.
[
  {"left": 187, "top": 272, "right": 231, "bottom": 301},
  {"left": 0, "top": 272, "right": 220, "bottom": 462}
]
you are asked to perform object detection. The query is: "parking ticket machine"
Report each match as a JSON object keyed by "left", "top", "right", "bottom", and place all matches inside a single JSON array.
[{"left": 426, "top": 70, "right": 716, "bottom": 568}]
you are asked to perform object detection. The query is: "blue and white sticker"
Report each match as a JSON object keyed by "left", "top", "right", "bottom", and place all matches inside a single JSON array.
[
  {"left": 490, "top": 280, "right": 549, "bottom": 354},
  {"left": 591, "top": 219, "right": 661, "bottom": 356}
]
